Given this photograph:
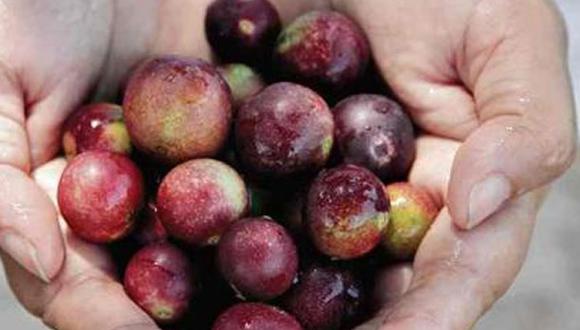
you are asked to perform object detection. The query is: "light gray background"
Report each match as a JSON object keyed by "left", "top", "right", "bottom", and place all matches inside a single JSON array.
[{"left": 1, "top": 1, "right": 579, "bottom": 329}]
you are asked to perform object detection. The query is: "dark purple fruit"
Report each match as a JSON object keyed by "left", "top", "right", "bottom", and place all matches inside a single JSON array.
[
  {"left": 206, "top": 0, "right": 281, "bottom": 64},
  {"left": 217, "top": 217, "right": 298, "bottom": 300},
  {"left": 235, "top": 82, "right": 334, "bottom": 178},
  {"left": 124, "top": 243, "right": 196, "bottom": 324},
  {"left": 306, "top": 164, "right": 389, "bottom": 260},
  {"left": 334, "top": 94, "right": 415, "bottom": 181},
  {"left": 274, "top": 11, "right": 370, "bottom": 93},
  {"left": 282, "top": 265, "right": 363, "bottom": 330},
  {"left": 213, "top": 303, "right": 302, "bottom": 330}
]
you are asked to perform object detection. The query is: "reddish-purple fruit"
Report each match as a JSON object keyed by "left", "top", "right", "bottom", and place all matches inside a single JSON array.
[
  {"left": 62, "top": 103, "right": 131, "bottom": 158},
  {"left": 274, "top": 11, "right": 370, "bottom": 93},
  {"left": 213, "top": 303, "right": 303, "bottom": 330},
  {"left": 123, "top": 56, "right": 232, "bottom": 164},
  {"left": 133, "top": 201, "right": 168, "bottom": 245},
  {"left": 283, "top": 266, "right": 363, "bottom": 330},
  {"left": 382, "top": 183, "right": 439, "bottom": 259},
  {"left": 218, "top": 63, "right": 265, "bottom": 109},
  {"left": 334, "top": 95, "right": 415, "bottom": 182},
  {"left": 306, "top": 165, "right": 389, "bottom": 259},
  {"left": 206, "top": 0, "right": 281, "bottom": 64},
  {"left": 157, "top": 159, "right": 248, "bottom": 246},
  {"left": 235, "top": 82, "right": 334, "bottom": 177},
  {"left": 217, "top": 217, "right": 298, "bottom": 300},
  {"left": 124, "top": 243, "right": 196, "bottom": 323},
  {"left": 58, "top": 151, "right": 144, "bottom": 243}
]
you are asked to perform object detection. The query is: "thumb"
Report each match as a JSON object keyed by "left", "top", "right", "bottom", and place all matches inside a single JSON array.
[
  {"left": 0, "top": 69, "right": 65, "bottom": 282},
  {"left": 448, "top": 2, "right": 577, "bottom": 229}
]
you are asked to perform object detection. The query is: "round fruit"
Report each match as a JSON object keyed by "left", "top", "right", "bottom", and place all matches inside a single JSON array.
[
  {"left": 58, "top": 151, "right": 144, "bottom": 243},
  {"left": 306, "top": 164, "right": 389, "bottom": 259},
  {"left": 213, "top": 303, "right": 302, "bottom": 330},
  {"left": 157, "top": 159, "right": 248, "bottom": 246},
  {"left": 124, "top": 243, "right": 196, "bottom": 324},
  {"left": 123, "top": 56, "right": 232, "bottom": 164},
  {"left": 235, "top": 82, "right": 334, "bottom": 177},
  {"left": 274, "top": 10, "right": 370, "bottom": 93},
  {"left": 217, "top": 217, "right": 298, "bottom": 300},
  {"left": 206, "top": 0, "right": 281, "bottom": 64},
  {"left": 282, "top": 265, "right": 363, "bottom": 330},
  {"left": 218, "top": 63, "right": 265, "bottom": 109},
  {"left": 62, "top": 103, "right": 131, "bottom": 158},
  {"left": 334, "top": 94, "right": 415, "bottom": 182},
  {"left": 382, "top": 182, "right": 439, "bottom": 259}
]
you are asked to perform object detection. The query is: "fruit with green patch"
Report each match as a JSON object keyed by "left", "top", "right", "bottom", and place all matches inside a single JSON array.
[
  {"left": 382, "top": 182, "right": 439, "bottom": 259},
  {"left": 157, "top": 159, "right": 248, "bottom": 246}
]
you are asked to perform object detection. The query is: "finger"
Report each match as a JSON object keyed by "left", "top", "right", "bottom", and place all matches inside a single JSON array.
[
  {"left": 372, "top": 190, "right": 546, "bottom": 330},
  {"left": 0, "top": 71, "right": 65, "bottom": 283},
  {"left": 448, "top": 0, "right": 577, "bottom": 229},
  {"left": 371, "top": 263, "right": 414, "bottom": 312},
  {"left": 408, "top": 136, "right": 460, "bottom": 208}
]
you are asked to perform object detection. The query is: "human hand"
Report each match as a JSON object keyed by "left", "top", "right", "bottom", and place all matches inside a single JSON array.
[{"left": 330, "top": 0, "right": 576, "bottom": 328}]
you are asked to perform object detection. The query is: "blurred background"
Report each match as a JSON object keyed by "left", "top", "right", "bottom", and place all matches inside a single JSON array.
[{"left": 1, "top": 0, "right": 579, "bottom": 329}]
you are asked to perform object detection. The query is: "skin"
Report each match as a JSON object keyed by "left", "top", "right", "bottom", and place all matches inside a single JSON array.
[{"left": 0, "top": 1, "right": 575, "bottom": 330}]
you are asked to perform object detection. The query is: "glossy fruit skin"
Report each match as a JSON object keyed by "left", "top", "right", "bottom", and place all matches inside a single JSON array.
[
  {"left": 123, "top": 56, "right": 232, "bottom": 164},
  {"left": 157, "top": 159, "right": 248, "bottom": 246},
  {"left": 205, "top": 0, "right": 281, "bottom": 65},
  {"left": 124, "top": 243, "right": 196, "bottom": 324},
  {"left": 274, "top": 11, "right": 370, "bottom": 94},
  {"left": 333, "top": 94, "right": 415, "bottom": 182},
  {"left": 217, "top": 217, "right": 298, "bottom": 300},
  {"left": 133, "top": 201, "right": 168, "bottom": 245},
  {"left": 218, "top": 63, "right": 265, "bottom": 109},
  {"left": 58, "top": 151, "right": 144, "bottom": 243},
  {"left": 235, "top": 82, "right": 334, "bottom": 178},
  {"left": 306, "top": 164, "right": 389, "bottom": 260},
  {"left": 62, "top": 103, "right": 131, "bottom": 158},
  {"left": 282, "top": 266, "right": 363, "bottom": 330},
  {"left": 212, "top": 303, "right": 303, "bottom": 330},
  {"left": 382, "top": 182, "right": 439, "bottom": 259}
]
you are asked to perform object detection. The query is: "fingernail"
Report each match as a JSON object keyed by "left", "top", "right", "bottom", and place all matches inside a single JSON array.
[
  {"left": 0, "top": 231, "right": 50, "bottom": 283},
  {"left": 467, "top": 175, "right": 512, "bottom": 229}
]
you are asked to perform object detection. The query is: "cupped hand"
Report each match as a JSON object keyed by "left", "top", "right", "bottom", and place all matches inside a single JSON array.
[{"left": 0, "top": 1, "right": 575, "bottom": 330}]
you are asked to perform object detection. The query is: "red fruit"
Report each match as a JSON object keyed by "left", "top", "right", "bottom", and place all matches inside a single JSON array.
[
  {"left": 133, "top": 201, "right": 168, "bottom": 245},
  {"left": 124, "top": 243, "right": 196, "bottom": 324},
  {"left": 62, "top": 103, "right": 131, "bottom": 158},
  {"left": 306, "top": 164, "right": 389, "bottom": 259},
  {"left": 123, "top": 56, "right": 232, "bottom": 164},
  {"left": 333, "top": 94, "right": 415, "bottom": 182},
  {"left": 218, "top": 63, "right": 265, "bottom": 109},
  {"left": 382, "top": 182, "right": 439, "bottom": 259},
  {"left": 282, "top": 266, "right": 363, "bottom": 330},
  {"left": 58, "top": 151, "right": 144, "bottom": 243},
  {"left": 217, "top": 217, "right": 298, "bottom": 300},
  {"left": 157, "top": 159, "right": 248, "bottom": 246},
  {"left": 235, "top": 82, "right": 334, "bottom": 177},
  {"left": 205, "top": 0, "right": 281, "bottom": 64},
  {"left": 274, "top": 11, "right": 370, "bottom": 93},
  {"left": 213, "top": 303, "right": 303, "bottom": 330}
]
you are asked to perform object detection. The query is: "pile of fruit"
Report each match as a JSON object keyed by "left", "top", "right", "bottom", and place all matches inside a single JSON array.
[{"left": 57, "top": 0, "right": 440, "bottom": 329}]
